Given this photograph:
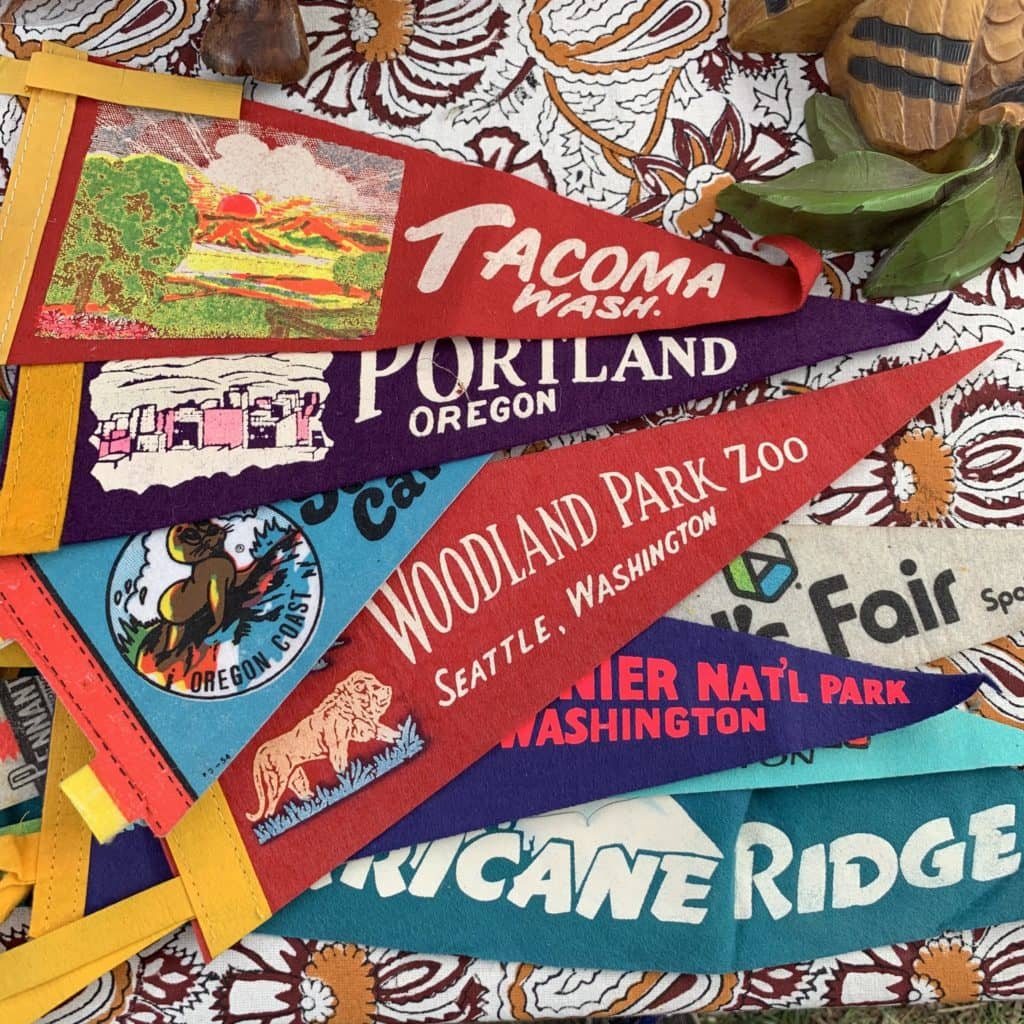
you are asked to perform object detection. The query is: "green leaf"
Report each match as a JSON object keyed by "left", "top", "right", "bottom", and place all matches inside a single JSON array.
[
  {"left": 918, "top": 123, "right": 1004, "bottom": 176},
  {"left": 717, "top": 185, "right": 922, "bottom": 252},
  {"left": 864, "top": 130, "right": 1023, "bottom": 298},
  {"left": 717, "top": 124, "right": 1010, "bottom": 254},
  {"left": 806, "top": 94, "right": 868, "bottom": 161},
  {"left": 725, "top": 150, "right": 980, "bottom": 217}
]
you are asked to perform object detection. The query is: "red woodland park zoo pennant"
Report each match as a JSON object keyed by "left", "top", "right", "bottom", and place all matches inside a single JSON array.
[
  {"left": 0, "top": 51, "right": 819, "bottom": 364},
  {"left": 144, "top": 343, "right": 1002, "bottom": 959}
]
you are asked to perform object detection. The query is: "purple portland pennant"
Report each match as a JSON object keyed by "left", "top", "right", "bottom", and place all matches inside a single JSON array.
[{"left": 51, "top": 296, "right": 946, "bottom": 545}]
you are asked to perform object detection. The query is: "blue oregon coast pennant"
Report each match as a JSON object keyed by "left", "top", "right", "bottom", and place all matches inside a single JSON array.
[
  {"left": 29, "top": 455, "right": 485, "bottom": 803},
  {"left": 268, "top": 766, "right": 1024, "bottom": 974}
]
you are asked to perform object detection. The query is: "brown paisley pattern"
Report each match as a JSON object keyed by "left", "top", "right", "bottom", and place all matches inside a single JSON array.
[
  {"left": 0, "top": 0, "right": 206, "bottom": 69},
  {"left": 5, "top": 0, "right": 1024, "bottom": 1019}
]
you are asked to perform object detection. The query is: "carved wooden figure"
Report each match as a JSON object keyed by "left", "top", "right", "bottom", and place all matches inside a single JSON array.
[
  {"left": 201, "top": 0, "right": 310, "bottom": 85},
  {"left": 728, "top": 0, "right": 862, "bottom": 54},
  {"left": 730, "top": 0, "right": 1024, "bottom": 156}
]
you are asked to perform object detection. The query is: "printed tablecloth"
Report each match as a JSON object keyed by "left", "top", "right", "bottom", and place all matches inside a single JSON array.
[{"left": 2, "top": 0, "right": 1024, "bottom": 1019}]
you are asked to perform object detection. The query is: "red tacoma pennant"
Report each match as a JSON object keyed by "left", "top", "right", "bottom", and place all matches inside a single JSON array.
[{"left": 7, "top": 85, "right": 819, "bottom": 363}]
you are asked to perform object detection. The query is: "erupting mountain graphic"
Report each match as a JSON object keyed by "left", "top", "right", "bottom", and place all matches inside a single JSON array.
[{"left": 188, "top": 174, "right": 389, "bottom": 257}]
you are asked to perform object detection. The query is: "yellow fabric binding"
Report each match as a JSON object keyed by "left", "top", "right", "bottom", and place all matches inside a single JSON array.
[
  {"left": 30, "top": 704, "right": 94, "bottom": 937},
  {"left": 165, "top": 782, "right": 272, "bottom": 957},
  {"left": 0, "top": 363, "right": 83, "bottom": 554},
  {"left": 26, "top": 50, "right": 242, "bottom": 119},
  {"left": 61, "top": 763, "right": 129, "bottom": 844},
  {"left": 0, "top": 878, "right": 194, "bottom": 1024},
  {"left": 0, "top": 57, "right": 29, "bottom": 98},
  {"left": 0, "top": 644, "right": 33, "bottom": 669},
  {"left": 0, "top": 715, "right": 190, "bottom": 1024},
  {"left": 0, "top": 733, "right": 275, "bottom": 1022},
  {"left": 0, "top": 832, "right": 38, "bottom": 921},
  {"left": 0, "top": 45, "right": 84, "bottom": 364}
]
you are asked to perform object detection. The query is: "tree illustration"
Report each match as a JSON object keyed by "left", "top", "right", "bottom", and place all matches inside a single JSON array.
[
  {"left": 333, "top": 249, "right": 388, "bottom": 300},
  {"left": 48, "top": 154, "right": 198, "bottom": 315}
]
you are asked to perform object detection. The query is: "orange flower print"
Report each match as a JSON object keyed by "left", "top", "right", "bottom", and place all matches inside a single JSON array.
[{"left": 627, "top": 105, "right": 797, "bottom": 246}]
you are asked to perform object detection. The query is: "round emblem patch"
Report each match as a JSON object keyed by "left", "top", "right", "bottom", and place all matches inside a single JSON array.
[{"left": 107, "top": 507, "right": 323, "bottom": 699}]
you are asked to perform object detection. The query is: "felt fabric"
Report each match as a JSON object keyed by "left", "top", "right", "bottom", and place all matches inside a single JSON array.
[
  {"left": 0, "top": 644, "right": 34, "bottom": 669},
  {"left": 266, "top": 767, "right": 1024, "bottom": 975},
  {"left": 84, "top": 830, "right": 172, "bottom": 917},
  {"left": 0, "top": 55, "right": 821, "bottom": 365},
  {"left": 0, "top": 877, "right": 195, "bottom": 1024},
  {"left": 17, "top": 613, "right": 983, "bottom": 1013},
  {"left": 4, "top": 4, "right": 1024, "bottom": 1018},
  {"left": 0, "top": 457, "right": 484, "bottom": 835},
  {"left": 10, "top": 296, "right": 944, "bottom": 550},
  {"left": 0, "top": 672, "right": 53, "bottom": 812},
  {"left": 667, "top": 709, "right": 1024, "bottom": 794},
  {"left": 161, "top": 346, "right": 996, "bottom": 957},
  {"left": 74, "top": 625, "right": 990, "bottom": 927},
  {"left": 309, "top": 617, "right": 985, "bottom": 860},
  {"left": 678, "top": 524, "right": 1024, "bottom": 666},
  {"left": 0, "top": 832, "right": 37, "bottom": 921},
  {"left": 29, "top": 702, "right": 91, "bottom": 938}
]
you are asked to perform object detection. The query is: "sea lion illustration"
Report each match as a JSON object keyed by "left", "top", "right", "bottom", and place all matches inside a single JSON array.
[{"left": 134, "top": 518, "right": 299, "bottom": 678}]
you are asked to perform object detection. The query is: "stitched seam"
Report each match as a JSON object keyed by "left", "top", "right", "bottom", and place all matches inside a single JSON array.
[
  {"left": 71, "top": 784, "right": 87, "bottom": 922},
  {"left": 212, "top": 791, "right": 264, "bottom": 921},
  {"left": 39, "top": 716, "right": 89, "bottom": 931},
  {"left": 39, "top": 716, "right": 68, "bottom": 929},
  {"left": 0, "top": 576, "right": 187, "bottom": 833},
  {"left": 0, "top": 92, "right": 68, "bottom": 345},
  {"left": 0, "top": 80, "right": 38, "bottom": 250},
  {"left": 178, "top": 790, "right": 265, "bottom": 944},
  {"left": 64, "top": 717, "right": 88, "bottom": 926}
]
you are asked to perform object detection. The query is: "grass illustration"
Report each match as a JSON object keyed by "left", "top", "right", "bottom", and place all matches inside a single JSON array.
[{"left": 253, "top": 716, "right": 424, "bottom": 844}]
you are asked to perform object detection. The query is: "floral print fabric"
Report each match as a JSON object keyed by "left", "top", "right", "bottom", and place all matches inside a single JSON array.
[{"left": 5, "top": 0, "right": 1024, "bottom": 1018}]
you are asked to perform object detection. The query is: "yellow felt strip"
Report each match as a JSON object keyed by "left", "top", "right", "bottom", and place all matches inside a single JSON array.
[
  {"left": 61, "top": 763, "right": 129, "bottom": 844},
  {"left": 166, "top": 783, "right": 271, "bottom": 956},
  {"left": 2, "top": 924, "right": 184, "bottom": 1024},
  {"left": 0, "top": 644, "right": 33, "bottom": 668},
  {"left": 0, "top": 46, "right": 84, "bottom": 364},
  {"left": 30, "top": 704, "right": 94, "bottom": 937},
  {"left": 26, "top": 51, "right": 242, "bottom": 119},
  {"left": 0, "top": 882, "right": 31, "bottom": 921},
  {"left": 0, "top": 363, "right": 83, "bottom": 554},
  {"left": 0, "top": 878, "right": 194, "bottom": 1024},
  {"left": 0, "top": 58, "right": 29, "bottom": 98},
  {"left": 0, "top": 831, "right": 39, "bottom": 918}
]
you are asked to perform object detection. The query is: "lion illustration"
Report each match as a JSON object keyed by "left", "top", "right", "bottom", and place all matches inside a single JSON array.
[{"left": 245, "top": 670, "right": 399, "bottom": 822}]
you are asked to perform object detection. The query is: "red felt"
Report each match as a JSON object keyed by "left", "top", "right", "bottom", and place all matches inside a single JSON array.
[
  {"left": 210, "top": 343, "right": 999, "bottom": 914},
  {"left": 9, "top": 97, "right": 820, "bottom": 363}
]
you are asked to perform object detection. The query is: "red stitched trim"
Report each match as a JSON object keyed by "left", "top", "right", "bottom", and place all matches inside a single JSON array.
[{"left": 0, "top": 560, "right": 189, "bottom": 832}]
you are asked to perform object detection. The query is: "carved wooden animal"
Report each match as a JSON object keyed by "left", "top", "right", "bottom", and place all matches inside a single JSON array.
[
  {"left": 201, "top": 0, "right": 310, "bottom": 85},
  {"left": 729, "top": 0, "right": 861, "bottom": 53},
  {"left": 729, "top": 0, "right": 1024, "bottom": 155}
]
